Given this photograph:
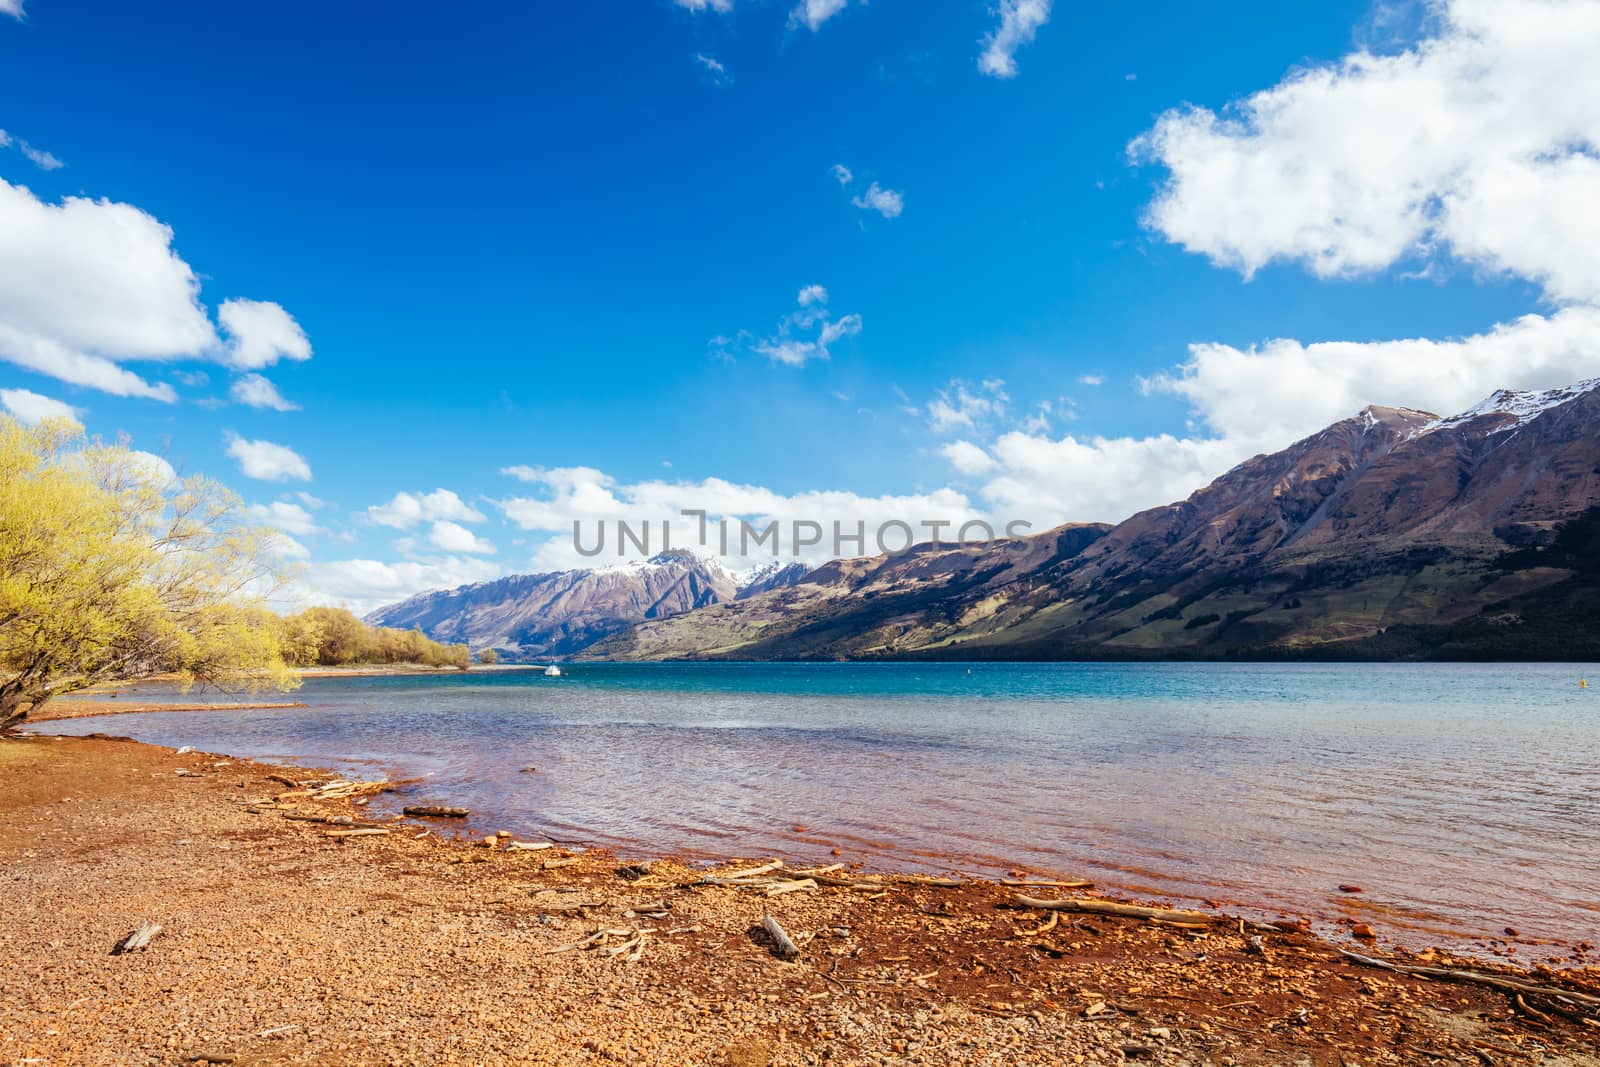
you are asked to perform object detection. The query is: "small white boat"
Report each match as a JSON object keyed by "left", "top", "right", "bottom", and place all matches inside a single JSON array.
[{"left": 544, "top": 664, "right": 563, "bottom": 678}]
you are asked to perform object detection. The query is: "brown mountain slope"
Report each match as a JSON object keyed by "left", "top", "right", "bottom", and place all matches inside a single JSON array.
[
  {"left": 366, "top": 550, "right": 741, "bottom": 658},
  {"left": 591, "top": 381, "right": 1600, "bottom": 661}
]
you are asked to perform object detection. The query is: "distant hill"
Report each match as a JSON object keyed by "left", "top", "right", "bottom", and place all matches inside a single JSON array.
[
  {"left": 585, "top": 380, "right": 1600, "bottom": 661},
  {"left": 364, "top": 550, "right": 805, "bottom": 659}
]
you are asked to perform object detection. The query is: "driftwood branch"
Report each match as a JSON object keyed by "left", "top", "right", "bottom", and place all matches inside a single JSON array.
[
  {"left": 1015, "top": 896, "right": 1214, "bottom": 924},
  {"left": 112, "top": 919, "right": 163, "bottom": 955},
  {"left": 761, "top": 913, "right": 801, "bottom": 960},
  {"left": 1340, "top": 951, "right": 1600, "bottom": 1010},
  {"left": 403, "top": 806, "right": 469, "bottom": 818}
]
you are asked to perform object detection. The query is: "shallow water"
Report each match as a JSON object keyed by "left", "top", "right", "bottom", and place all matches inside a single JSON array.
[{"left": 47, "top": 662, "right": 1600, "bottom": 955}]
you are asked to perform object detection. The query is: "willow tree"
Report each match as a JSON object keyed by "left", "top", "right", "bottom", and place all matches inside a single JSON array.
[{"left": 0, "top": 416, "right": 298, "bottom": 731}]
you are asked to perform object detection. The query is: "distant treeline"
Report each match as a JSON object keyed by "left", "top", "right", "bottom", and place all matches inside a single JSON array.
[{"left": 272, "top": 607, "right": 470, "bottom": 669}]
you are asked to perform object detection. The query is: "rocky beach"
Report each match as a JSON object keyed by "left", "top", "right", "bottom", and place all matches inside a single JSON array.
[{"left": 3, "top": 729, "right": 1597, "bottom": 1066}]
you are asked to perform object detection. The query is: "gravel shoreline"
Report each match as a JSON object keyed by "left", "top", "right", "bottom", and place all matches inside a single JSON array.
[{"left": 3, "top": 732, "right": 1597, "bottom": 1066}]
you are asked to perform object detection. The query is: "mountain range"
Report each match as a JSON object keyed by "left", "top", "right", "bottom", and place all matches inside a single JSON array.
[{"left": 370, "top": 381, "right": 1600, "bottom": 661}]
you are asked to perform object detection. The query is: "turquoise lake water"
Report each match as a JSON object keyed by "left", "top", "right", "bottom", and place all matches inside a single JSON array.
[{"left": 45, "top": 661, "right": 1600, "bottom": 956}]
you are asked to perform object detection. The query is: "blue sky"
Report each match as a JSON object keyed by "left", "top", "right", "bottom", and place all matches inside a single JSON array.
[{"left": 3, "top": 0, "right": 1598, "bottom": 611}]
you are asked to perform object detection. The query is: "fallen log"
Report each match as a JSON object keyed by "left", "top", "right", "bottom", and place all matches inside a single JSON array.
[
  {"left": 112, "top": 919, "right": 163, "bottom": 955},
  {"left": 403, "top": 806, "right": 469, "bottom": 818},
  {"left": 761, "top": 913, "right": 801, "bottom": 960},
  {"left": 1340, "top": 951, "right": 1600, "bottom": 1010},
  {"left": 1015, "top": 896, "right": 1214, "bottom": 924}
]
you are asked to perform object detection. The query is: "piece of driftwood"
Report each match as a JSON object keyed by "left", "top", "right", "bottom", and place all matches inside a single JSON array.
[
  {"left": 403, "top": 806, "right": 469, "bottom": 818},
  {"left": 704, "top": 860, "right": 784, "bottom": 883},
  {"left": 1016, "top": 896, "right": 1214, "bottom": 924},
  {"left": 766, "top": 878, "right": 817, "bottom": 897},
  {"left": 1340, "top": 951, "right": 1600, "bottom": 1010},
  {"left": 898, "top": 876, "right": 966, "bottom": 888},
  {"left": 761, "top": 913, "right": 801, "bottom": 960},
  {"left": 1000, "top": 879, "right": 1094, "bottom": 889},
  {"left": 543, "top": 857, "right": 581, "bottom": 870},
  {"left": 112, "top": 919, "right": 163, "bottom": 955},
  {"left": 324, "top": 828, "right": 390, "bottom": 838}
]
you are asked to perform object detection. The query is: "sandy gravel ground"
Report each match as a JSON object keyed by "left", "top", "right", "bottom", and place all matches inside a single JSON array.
[{"left": 2, "top": 733, "right": 1597, "bottom": 1067}]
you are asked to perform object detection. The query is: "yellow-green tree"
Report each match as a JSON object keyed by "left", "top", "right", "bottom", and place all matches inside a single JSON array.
[
  {"left": 0, "top": 416, "right": 298, "bottom": 731},
  {"left": 477, "top": 648, "right": 498, "bottom": 665}
]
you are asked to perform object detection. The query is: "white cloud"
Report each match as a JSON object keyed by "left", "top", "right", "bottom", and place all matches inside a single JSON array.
[
  {"left": 229, "top": 372, "right": 299, "bottom": 411},
  {"left": 979, "top": 0, "right": 1052, "bottom": 79},
  {"left": 674, "top": 0, "right": 732, "bottom": 10},
  {"left": 18, "top": 141, "right": 63, "bottom": 171},
  {"left": 0, "top": 2, "right": 20, "bottom": 20},
  {"left": 931, "top": 308, "right": 1600, "bottom": 529},
  {"left": 972, "top": 431, "right": 1250, "bottom": 527},
  {"left": 248, "top": 500, "right": 322, "bottom": 537},
  {"left": 368, "top": 488, "right": 487, "bottom": 529},
  {"left": 295, "top": 491, "right": 325, "bottom": 509},
  {"left": 830, "top": 164, "right": 854, "bottom": 186},
  {"left": 1148, "top": 306, "right": 1600, "bottom": 453},
  {"left": 1132, "top": 0, "right": 1600, "bottom": 305},
  {"left": 927, "top": 379, "right": 1008, "bottom": 433},
  {"left": 0, "top": 387, "right": 78, "bottom": 424},
  {"left": 225, "top": 433, "right": 312, "bottom": 482},
  {"left": 429, "top": 520, "right": 496, "bottom": 555},
  {"left": 0, "top": 178, "right": 213, "bottom": 400},
  {"left": 941, "top": 440, "right": 998, "bottom": 476},
  {"left": 728, "top": 285, "right": 863, "bottom": 367},
  {"left": 293, "top": 556, "right": 506, "bottom": 617},
  {"left": 694, "top": 53, "right": 732, "bottom": 86},
  {"left": 851, "top": 182, "right": 905, "bottom": 219},
  {"left": 790, "top": 0, "right": 851, "bottom": 31},
  {"left": 1078, "top": 374, "right": 1104, "bottom": 387},
  {"left": 218, "top": 299, "right": 312, "bottom": 370},
  {"left": 496, "top": 464, "right": 989, "bottom": 571},
  {"left": 128, "top": 451, "right": 179, "bottom": 489},
  {"left": 0, "top": 178, "right": 309, "bottom": 400}
]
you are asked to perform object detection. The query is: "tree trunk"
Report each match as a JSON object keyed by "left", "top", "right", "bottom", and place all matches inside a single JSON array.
[{"left": 0, "top": 691, "right": 38, "bottom": 733}]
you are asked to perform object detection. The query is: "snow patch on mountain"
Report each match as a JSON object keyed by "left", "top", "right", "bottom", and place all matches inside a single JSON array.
[{"left": 1420, "top": 379, "right": 1600, "bottom": 437}]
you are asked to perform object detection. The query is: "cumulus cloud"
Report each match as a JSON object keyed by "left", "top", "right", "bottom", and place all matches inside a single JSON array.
[
  {"left": 0, "top": 387, "right": 78, "bottom": 424},
  {"left": 979, "top": 0, "right": 1052, "bottom": 79},
  {"left": 941, "top": 440, "right": 998, "bottom": 476},
  {"left": 1147, "top": 307, "right": 1600, "bottom": 453},
  {"left": 230, "top": 372, "right": 299, "bottom": 411},
  {"left": 293, "top": 556, "right": 506, "bottom": 616},
  {"left": 496, "top": 464, "right": 989, "bottom": 571},
  {"left": 247, "top": 500, "right": 322, "bottom": 537},
  {"left": 224, "top": 433, "right": 312, "bottom": 482},
  {"left": 1132, "top": 0, "right": 1600, "bottom": 304},
  {"left": 429, "top": 520, "right": 496, "bottom": 555},
  {"left": 0, "top": 178, "right": 212, "bottom": 399},
  {"left": 0, "top": 1, "right": 21, "bottom": 19},
  {"left": 0, "top": 178, "right": 310, "bottom": 400},
  {"left": 789, "top": 0, "right": 851, "bottom": 31},
  {"left": 219, "top": 299, "right": 312, "bottom": 370},
  {"left": 367, "top": 488, "right": 487, "bottom": 529},
  {"left": 127, "top": 451, "right": 180, "bottom": 489}
]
